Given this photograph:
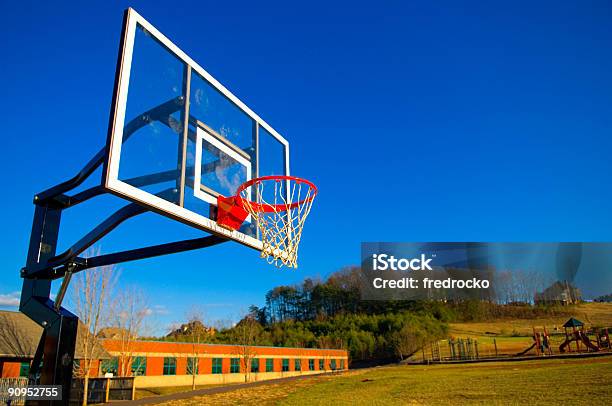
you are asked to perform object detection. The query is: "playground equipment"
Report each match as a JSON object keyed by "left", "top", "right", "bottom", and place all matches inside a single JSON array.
[
  {"left": 514, "top": 318, "right": 611, "bottom": 357},
  {"left": 559, "top": 318, "right": 599, "bottom": 353},
  {"left": 517, "top": 327, "right": 552, "bottom": 356},
  {"left": 595, "top": 327, "right": 611, "bottom": 349},
  {"left": 419, "top": 318, "right": 610, "bottom": 364}
]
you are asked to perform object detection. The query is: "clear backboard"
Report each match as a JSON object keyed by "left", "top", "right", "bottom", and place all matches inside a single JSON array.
[{"left": 104, "top": 8, "right": 289, "bottom": 251}]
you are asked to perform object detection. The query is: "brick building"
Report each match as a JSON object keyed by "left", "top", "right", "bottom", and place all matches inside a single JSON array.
[
  {"left": 101, "top": 340, "right": 348, "bottom": 387},
  {"left": 0, "top": 311, "right": 348, "bottom": 387}
]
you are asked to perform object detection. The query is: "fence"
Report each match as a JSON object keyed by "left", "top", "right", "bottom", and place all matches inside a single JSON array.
[
  {"left": 427, "top": 338, "right": 481, "bottom": 361},
  {"left": 414, "top": 338, "right": 484, "bottom": 362},
  {"left": 69, "top": 377, "right": 134, "bottom": 405},
  {"left": 0, "top": 378, "right": 28, "bottom": 405}
]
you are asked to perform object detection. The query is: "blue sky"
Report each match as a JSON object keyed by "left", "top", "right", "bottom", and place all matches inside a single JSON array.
[{"left": 1, "top": 1, "right": 611, "bottom": 332}]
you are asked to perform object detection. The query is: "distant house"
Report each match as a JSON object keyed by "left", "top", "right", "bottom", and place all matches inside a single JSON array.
[
  {"left": 97, "top": 327, "right": 137, "bottom": 340},
  {"left": 534, "top": 280, "right": 581, "bottom": 305},
  {"left": 166, "top": 320, "right": 216, "bottom": 340},
  {"left": 0, "top": 310, "right": 110, "bottom": 378}
]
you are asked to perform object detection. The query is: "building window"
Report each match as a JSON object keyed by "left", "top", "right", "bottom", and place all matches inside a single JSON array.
[
  {"left": 266, "top": 359, "right": 273, "bottom": 372},
  {"left": 308, "top": 359, "right": 314, "bottom": 371},
  {"left": 163, "top": 357, "right": 176, "bottom": 375},
  {"left": 230, "top": 358, "right": 240, "bottom": 373},
  {"left": 132, "top": 356, "right": 146, "bottom": 376},
  {"left": 101, "top": 357, "right": 118, "bottom": 375},
  {"left": 294, "top": 359, "right": 301, "bottom": 371},
  {"left": 19, "top": 362, "right": 29, "bottom": 377},
  {"left": 187, "top": 357, "right": 199, "bottom": 375},
  {"left": 330, "top": 359, "right": 337, "bottom": 370},
  {"left": 340, "top": 359, "right": 345, "bottom": 370},
  {"left": 212, "top": 358, "right": 223, "bottom": 374},
  {"left": 282, "top": 359, "right": 289, "bottom": 372},
  {"left": 319, "top": 359, "right": 325, "bottom": 370},
  {"left": 251, "top": 358, "right": 259, "bottom": 373}
]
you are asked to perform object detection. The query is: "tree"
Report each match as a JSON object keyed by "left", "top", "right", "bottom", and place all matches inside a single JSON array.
[
  {"left": 110, "top": 286, "right": 150, "bottom": 377},
  {"left": 183, "top": 308, "right": 212, "bottom": 390},
  {"left": 70, "top": 250, "right": 117, "bottom": 406},
  {"left": 229, "top": 315, "right": 263, "bottom": 382},
  {"left": 390, "top": 324, "right": 422, "bottom": 360},
  {"left": 495, "top": 269, "right": 551, "bottom": 304}
]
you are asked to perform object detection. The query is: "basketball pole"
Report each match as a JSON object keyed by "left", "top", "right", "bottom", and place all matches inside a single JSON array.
[{"left": 21, "top": 203, "right": 78, "bottom": 406}]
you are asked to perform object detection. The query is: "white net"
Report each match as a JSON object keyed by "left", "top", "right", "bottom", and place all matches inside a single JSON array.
[{"left": 239, "top": 177, "right": 316, "bottom": 268}]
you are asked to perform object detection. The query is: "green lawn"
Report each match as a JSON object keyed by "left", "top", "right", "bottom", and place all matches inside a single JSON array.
[
  {"left": 161, "top": 357, "right": 612, "bottom": 405},
  {"left": 282, "top": 358, "right": 612, "bottom": 405}
]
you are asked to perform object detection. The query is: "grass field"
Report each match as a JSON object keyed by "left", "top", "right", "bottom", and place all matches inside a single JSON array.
[
  {"left": 135, "top": 383, "right": 238, "bottom": 400},
  {"left": 449, "top": 302, "right": 612, "bottom": 337},
  {"left": 149, "top": 305, "right": 612, "bottom": 404},
  {"left": 157, "top": 357, "right": 612, "bottom": 405}
]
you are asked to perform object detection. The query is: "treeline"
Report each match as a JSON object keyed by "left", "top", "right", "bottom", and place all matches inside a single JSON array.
[
  {"left": 264, "top": 312, "right": 445, "bottom": 362},
  {"left": 168, "top": 267, "right": 570, "bottom": 363},
  {"left": 249, "top": 267, "right": 567, "bottom": 326},
  {"left": 209, "top": 312, "right": 448, "bottom": 363},
  {"left": 595, "top": 293, "right": 612, "bottom": 302},
  {"left": 251, "top": 267, "right": 407, "bottom": 324}
]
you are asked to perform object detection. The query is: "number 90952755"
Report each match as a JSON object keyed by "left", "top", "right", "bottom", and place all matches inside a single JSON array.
[{"left": 5, "top": 385, "right": 61, "bottom": 400}]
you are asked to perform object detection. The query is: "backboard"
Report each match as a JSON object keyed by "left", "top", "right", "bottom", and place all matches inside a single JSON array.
[{"left": 104, "top": 8, "right": 289, "bottom": 251}]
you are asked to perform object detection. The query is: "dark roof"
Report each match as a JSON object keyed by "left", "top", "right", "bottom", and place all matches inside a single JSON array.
[
  {"left": 0, "top": 311, "right": 110, "bottom": 360},
  {"left": 563, "top": 317, "right": 584, "bottom": 328}
]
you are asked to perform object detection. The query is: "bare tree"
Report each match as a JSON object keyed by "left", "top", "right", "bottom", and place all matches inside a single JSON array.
[
  {"left": 70, "top": 249, "right": 117, "bottom": 406},
  {"left": 495, "top": 269, "right": 552, "bottom": 304},
  {"left": 494, "top": 271, "right": 511, "bottom": 304},
  {"left": 184, "top": 308, "right": 212, "bottom": 390},
  {"left": 230, "top": 315, "right": 262, "bottom": 382},
  {"left": 110, "top": 286, "right": 150, "bottom": 377}
]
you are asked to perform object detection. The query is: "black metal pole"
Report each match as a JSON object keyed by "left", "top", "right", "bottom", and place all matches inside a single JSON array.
[{"left": 21, "top": 205, "right": 78, "bottom": 406}]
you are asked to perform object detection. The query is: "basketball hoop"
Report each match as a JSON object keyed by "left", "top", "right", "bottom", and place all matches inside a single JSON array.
[{"left": 216, "top": 176, "right": 317, "bottom": 268}]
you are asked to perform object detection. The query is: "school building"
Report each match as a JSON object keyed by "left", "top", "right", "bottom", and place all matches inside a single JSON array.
[
  {"left": 0, "top": 311, "right": 348, "bottom": 387},
  {"left": 101, "top": 340, "right": 348, "bottom": 387}
]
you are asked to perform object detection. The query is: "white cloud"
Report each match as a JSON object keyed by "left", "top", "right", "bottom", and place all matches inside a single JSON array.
[
  {"left": 0, "top": 292, "right": 20, "bottom": 307},
  {"left": 153, "top": 305, "right": 170, "bottom": 315},
  {"left": 143, "top": 305, "right": 170, "bottom": 317}
]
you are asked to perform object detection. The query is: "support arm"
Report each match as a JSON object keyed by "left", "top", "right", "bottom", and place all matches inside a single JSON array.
[{"left": 54, "top": 235, "right": 227, "bottom": 277}]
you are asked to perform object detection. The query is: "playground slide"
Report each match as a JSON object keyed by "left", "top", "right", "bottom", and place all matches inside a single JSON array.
[
  {"left": 559, "top": 339, "right": 571, "bottom": 353},
  {"left": 580, "top": 334, "right": 599, "bottom": 352},
  {"left": 559, "top": 334, "right": 599, "bottom": 353},
  {"left": 516, "top": 342, "right": 536, "bottom": 356}
]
